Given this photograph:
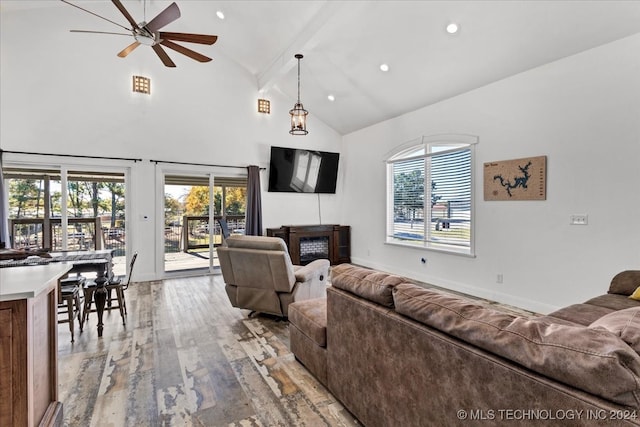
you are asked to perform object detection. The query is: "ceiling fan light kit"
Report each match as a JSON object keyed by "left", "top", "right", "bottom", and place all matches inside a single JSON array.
[
  {"left": 289, "top": 54, "right": 308, "bottom": 136},
  {"left": 132, "top": 27, "right": 157, "bottom": 46},
  {"left": 61, "top": 0, "right": 218, "bottom": 68}
]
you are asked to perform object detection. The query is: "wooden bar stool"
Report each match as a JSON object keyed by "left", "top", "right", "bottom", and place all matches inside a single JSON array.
[{"left": 58, "top": 276, "right": 85, "bottom": 342}]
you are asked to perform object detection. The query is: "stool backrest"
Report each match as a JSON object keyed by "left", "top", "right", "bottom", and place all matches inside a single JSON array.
[{"left": 123, "top": 252, "right": 138, "bottom": 289}]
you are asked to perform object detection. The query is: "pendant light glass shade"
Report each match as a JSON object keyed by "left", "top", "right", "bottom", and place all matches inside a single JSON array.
[
  {"left": 289, "top": 54, "right": 308, "bottom": 135},
  {"left": 290, "top": 102, "right": 308, "bottom": 135}
]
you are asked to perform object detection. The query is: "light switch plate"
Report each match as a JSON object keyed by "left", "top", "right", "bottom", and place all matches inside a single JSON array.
[{"left": 570, "top": 214, "right": 588, "bottom": 225}]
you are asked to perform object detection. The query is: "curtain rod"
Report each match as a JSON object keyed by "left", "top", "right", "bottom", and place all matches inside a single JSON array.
[
  {"left": 0, "top": 149, "right": 264, "bottom": 170},
  {"left": 150, "top": 159, "right": 266, "bottom": 170},
  {"left": 0, "top": 149, "right": 143, "bottom": 163}
]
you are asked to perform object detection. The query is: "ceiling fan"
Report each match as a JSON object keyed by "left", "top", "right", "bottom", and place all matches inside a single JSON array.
[{"left": 60, "top": 0, "right": 218, "bottom": 67}]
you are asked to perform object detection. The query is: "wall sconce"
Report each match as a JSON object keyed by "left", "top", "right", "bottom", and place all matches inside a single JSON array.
[
  {"left": 132, "top": 75, "right": 151, "bottom": 94},
  {"left": 258, "top": 99, "right": 271, "bottom": 114}
]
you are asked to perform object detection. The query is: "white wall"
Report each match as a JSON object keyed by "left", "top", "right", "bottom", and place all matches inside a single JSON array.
[
  {"left": 3, "top": 7, "right": 639, "bottom": 306},
  {"left": 0, "top": 5, "right": 343, "bottom": 281},
  {"left": 341, "top": 34, "right": 640, "bottom": 313}
]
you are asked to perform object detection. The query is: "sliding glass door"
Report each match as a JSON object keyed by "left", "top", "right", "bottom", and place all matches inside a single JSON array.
[
  {"left": 164, "top": 175, "right": 212, "bottom": 273},
  {"left": 3, "top": 167, "right": 128, "bottom": 275},
  {"left": 162, "top": 174, "right": 247, "bottom": 274}
]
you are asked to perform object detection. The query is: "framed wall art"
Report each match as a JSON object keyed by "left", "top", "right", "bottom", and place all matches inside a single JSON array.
[{"left": 483, "top": 155, "right": 546, "bottom": 201}]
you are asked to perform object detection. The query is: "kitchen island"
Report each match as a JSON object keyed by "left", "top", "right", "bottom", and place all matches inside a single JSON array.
[{"left": 0, "top": 263, "right": 72, "bottom": 427}]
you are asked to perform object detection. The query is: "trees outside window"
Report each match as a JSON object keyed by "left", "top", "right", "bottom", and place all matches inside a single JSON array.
[{"left": 3, "top": 168, "right": 126, "bottom": 252}]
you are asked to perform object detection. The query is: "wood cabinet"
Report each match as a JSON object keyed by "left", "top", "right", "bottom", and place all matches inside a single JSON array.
[
  {"left": 266, "top": 224, "right": 350, "bottom": 265},
  {"left": 334, "top": 225, "right": 351, "bottom": 265},
  {"left": 0, "top": 264, "right": 71, "bottom": 427}
]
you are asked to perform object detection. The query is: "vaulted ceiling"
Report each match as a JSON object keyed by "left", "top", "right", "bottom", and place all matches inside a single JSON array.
[{"left": 3, "top": 1, "right": 640, "bottom": 135}]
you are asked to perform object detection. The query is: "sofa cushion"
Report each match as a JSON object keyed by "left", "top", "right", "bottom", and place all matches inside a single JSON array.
[
  {"left": 393, "top": 283, "right": 640, "bottom": 407},
  {"left": 288, "top": 298, "right": 327, "bottom": 347},
  {"left": 584, "top": 294, "right": 640, "bottom": 311},
  {"left": 608, "top": 270, "right": 640, "bottom": 296},
  {"left": 331, "top": 264, "right": 407, "bottom": 308},
  {"left": 289, "top": 325, "right": 327, "bottom": 386},
  {"left": 546, "top": 303, "right": 614, "bottom": 326},
  {"left": 590, "top": 307, "right": 640, "bottom": 353}
]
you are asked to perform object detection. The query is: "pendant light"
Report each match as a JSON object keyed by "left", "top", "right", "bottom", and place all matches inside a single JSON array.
[{"left": 289, "top": 54, "right": 308, "bottom": 135}]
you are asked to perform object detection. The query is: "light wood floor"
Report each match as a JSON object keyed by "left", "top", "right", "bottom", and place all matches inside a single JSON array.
[{"left": 57, "top": 275, "right": 358, "bottom": 427}]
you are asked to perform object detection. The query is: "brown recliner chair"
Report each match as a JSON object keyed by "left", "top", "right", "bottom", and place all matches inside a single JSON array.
[{"left": 216, "top": 235, "right": 329, "bottom": 317}]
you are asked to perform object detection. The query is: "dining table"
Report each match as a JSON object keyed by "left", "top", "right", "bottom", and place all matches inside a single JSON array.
[{"left": 0, "top": 249, "right": 115, "bottom": 337}]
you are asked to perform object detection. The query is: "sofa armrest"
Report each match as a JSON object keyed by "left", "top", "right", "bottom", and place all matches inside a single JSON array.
[
  {"left": 608, "top": 270, "right": 640, "bottom": 295},
  {"left": 295, "top": 259, "right": 330, "bottom": 283}
]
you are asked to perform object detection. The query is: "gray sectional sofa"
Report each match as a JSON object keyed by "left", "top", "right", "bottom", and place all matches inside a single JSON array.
[{"left": 289, "top": 264, "right": 640, "bottom": 426}]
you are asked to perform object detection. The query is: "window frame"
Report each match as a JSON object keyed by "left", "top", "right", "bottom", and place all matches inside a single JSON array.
[{"left": 385, "top": 134, "right": 477, "bottom": 257}]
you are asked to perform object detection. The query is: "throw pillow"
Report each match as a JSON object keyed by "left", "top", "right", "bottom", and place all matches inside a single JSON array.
[
  {"left": 589, "top": 307, "right": 640, "bottom": 353},
  {"left": 629, "top": 286, "right": 640, "bottom": 301}
]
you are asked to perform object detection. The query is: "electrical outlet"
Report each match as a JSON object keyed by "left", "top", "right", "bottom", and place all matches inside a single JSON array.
[
  {"left": 570, "top": 214, "right": 588, "bottom": 225},
  {"left": 496, "top": 274, "right": 503, "bottom": 284}
]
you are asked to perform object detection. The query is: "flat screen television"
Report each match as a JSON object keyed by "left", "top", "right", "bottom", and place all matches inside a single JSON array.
[{"left": 268, "top": 146, "right": 340, "bottom": 193}]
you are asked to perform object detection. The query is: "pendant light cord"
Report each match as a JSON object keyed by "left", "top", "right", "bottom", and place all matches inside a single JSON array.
[
  {"left": 297, "top": 56, "right": 301, "bottom": 103},
  {"left": 294, "top": 54, "right": 303, "bottom": 104}
]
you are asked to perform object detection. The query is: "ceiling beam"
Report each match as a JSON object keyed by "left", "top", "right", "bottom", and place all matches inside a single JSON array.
[{"left": 256, "top": 1, "right": 345, "bottom": 92}]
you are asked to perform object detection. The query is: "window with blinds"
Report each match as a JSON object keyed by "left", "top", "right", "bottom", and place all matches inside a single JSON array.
[{"left": 386, "top": 135, "right": 476, "bottom": 255}]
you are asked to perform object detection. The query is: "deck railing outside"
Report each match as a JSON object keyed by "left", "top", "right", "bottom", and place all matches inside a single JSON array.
[
  {"left": 166, "top": 215, "right": 245, "bottom": 252},
  {"left": 9, "top": 217, "right": 128, "bottom": 256},
  {"left": 10, "top": 215, "right": 245, "bottom": 255},
  {"left": 9, "top": 215, "right": 245, "bottom": 276},
  {"left": 9, "top": 215, "right": 246, "bottom": 275}
]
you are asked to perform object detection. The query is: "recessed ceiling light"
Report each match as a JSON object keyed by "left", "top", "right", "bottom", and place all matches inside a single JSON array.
[
  {"left": 216, "top": 10, "right": 225, "bottom": 20},
  {"left": 446, "top": 23, "right": 459, "bottom": 34},
  {"left": 327, "top": 94, "right": 335, "bottom": 102},
  {"left": 379, "top": 63, "right": 389, "bottom": 72}
]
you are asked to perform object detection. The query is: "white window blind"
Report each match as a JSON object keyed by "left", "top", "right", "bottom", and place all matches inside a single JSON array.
[{"left": 386, "top": 135, "right": 476, "bottom": 255}]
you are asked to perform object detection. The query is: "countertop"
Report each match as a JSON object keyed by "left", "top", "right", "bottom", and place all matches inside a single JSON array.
[{"left": 0, "top": 263, "right": 72, "bottom": 301}]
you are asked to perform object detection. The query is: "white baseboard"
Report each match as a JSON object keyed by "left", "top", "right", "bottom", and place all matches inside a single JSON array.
[{"left": 349, "top": 256, "right": 559, "bottom": 314}]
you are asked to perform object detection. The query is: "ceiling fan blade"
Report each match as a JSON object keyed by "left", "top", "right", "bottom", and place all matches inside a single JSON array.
[
  {"left": 159, "top": 32, "right": 217, "bottom": 45},
  {"left": 60, "top": 0, "right": 132, "bottom": 32},
  {"left": 70, "top": 30, "right": 132, "bottom": 37},
  {"left": 152, "top": 45, "right": 176, "bottom": 67},
  {"left": 146, "top": 2, "right": 181, "bottom": 32},
  {"left": 117, "top": 41, "right": 141, "bottom": 58},
  {"left": 160, "top": 40, "right": 212, "bottom": 63},
  {"left": 111, "top": 0, "right": 140, "bottom": 30}
]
